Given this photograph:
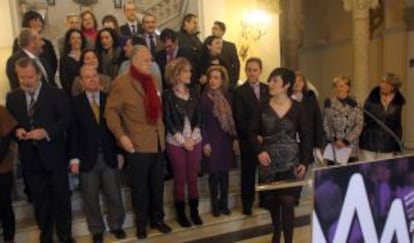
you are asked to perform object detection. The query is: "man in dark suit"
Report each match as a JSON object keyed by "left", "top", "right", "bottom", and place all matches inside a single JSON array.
[
  {"left": 139, "top": 13, "right": 163, "bottom": 58},
  {"left": 177, "top": 14, "right": 202, "bottom": 63},
  {"left": 212, "top": 21, "right": 240, "bottom": 90},
  {"left": 6, "top": 57, "right": 73, "bottom": 243},
  {"left": 6, "top": 28, "right": 57, "bottom": 90},
  {"left": 233, "top": 57, "right": 269, "bottom": 216},
  {"left": 12, "top": 10, "right": 58, "bottom": 86},
  {"left": 156, "top": 28, "right": 195, "bottom": 90},
  {"left": 69, "top": 65, "right": 125, "bottom": 243},
  {"left": 119, "top": 0, "right": 143, "bottom": 37}
]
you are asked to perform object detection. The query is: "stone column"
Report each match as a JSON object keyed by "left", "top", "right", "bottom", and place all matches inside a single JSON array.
[
  {"left": 281, "top": 0, "right": 303, "bottom": 70},
  {"left": 343, "top": 0, "right": 379, "bottom": 102}
]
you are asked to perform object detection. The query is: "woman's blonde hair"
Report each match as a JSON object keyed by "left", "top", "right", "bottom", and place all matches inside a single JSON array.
[
  {"left": 382, "top": 72, "right": 402, "bottom": 91},
  {"left": 164, "top": 57, "right": 192, "bottom": 86},
  {"left": 206, "top": 65, "right": 229, "bottom": 91},
  {"left": 332, "top": 74, "right": 351, "bottom": 88}
]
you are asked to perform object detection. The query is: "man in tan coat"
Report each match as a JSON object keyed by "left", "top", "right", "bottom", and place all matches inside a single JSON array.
[{"left": 105, "top": 46, "right": 171, "bottom": 239}]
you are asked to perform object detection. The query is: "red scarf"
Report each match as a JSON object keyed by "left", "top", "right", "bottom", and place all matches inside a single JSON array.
[{"left": 129, "top": 64, "right": 161, "bottom": 125}]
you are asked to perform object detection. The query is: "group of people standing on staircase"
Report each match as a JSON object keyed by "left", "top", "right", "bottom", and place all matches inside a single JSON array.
[{"left": 0, "top": 1, "right": 407, "bottom": 243}]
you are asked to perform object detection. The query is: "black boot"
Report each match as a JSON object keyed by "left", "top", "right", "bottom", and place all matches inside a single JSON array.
[
  {"left": 209, "top": 173, "right": 220, "bottom": 217},
  {"left": 189, "top": 199, "right": 203, "bottom": 225},
  {"left": 175, "top": 201, "right": 191, "bottom": 227},
  {"left": 219, "top": 172, "right": 231, "bottom": 215}
]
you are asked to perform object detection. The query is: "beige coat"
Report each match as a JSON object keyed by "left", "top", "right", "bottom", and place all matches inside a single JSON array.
[{"left": 105, "top": 72, "right": 165, "bottom": 153}]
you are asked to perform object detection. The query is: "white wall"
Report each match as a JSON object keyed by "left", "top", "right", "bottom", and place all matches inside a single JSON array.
[
  {"left": 198, "top": 0, "right": 281, "bottom": 82},
  {"left": 0, "top": 0, "right": 19, "bottom": 105}
]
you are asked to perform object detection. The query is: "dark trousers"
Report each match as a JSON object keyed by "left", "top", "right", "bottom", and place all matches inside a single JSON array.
[
  {"left": 0, "top": 172, "right": 15, "bottom": 241},
  {"left": 208, "top": 171, "right": 229, "bottom": 209},
  {"left": 80, "top": 152, "right": 125, "bottom": 234},
  {"left": 239, "top": 140, "right": 259, "bottom": 211},
  {"left": 126, "top": 151, "right": 165, "bottom": 228},
  {"left": 23, "top": 152, "right": 72, "bottom": 242}
]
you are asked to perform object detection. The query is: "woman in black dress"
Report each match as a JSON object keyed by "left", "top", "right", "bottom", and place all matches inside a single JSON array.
[
  {"left": 59, "top": 29, "right": 86, "bottom": 96},
  {"left": 250, "top": 68, "right": 312, "bottom": 243}
]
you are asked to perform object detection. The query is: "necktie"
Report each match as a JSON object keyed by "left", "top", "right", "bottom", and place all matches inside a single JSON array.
[
  {"left": 149, "top": 35, "right": 157, "bottom": 57},
  {"left": 253, "top": 84, "right": 260, "bottom": 100},
  {"left": 167, "top": 50, "right": 174, "bottom": 63},
  {"left": 131, "top": 24, "right": 136, "bottom": 34},
  {"left": 91, "top": 94, "right": 100, "bottom": 124},
  {"left": 33, "top": 57, "right": 49, "bottom": 84},
  {"left": 28, "top": 93, "right": 36, "bottom": 129}
]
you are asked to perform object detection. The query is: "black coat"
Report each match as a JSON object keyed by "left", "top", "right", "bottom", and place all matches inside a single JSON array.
[
  {"left": 177, "top": 30, "right": 202, "bottom": 61},
  {"left": 13, "top": 38, "right": 57, "bottom": 84},
  {"left": 359, "top": 86, "right": 405, "bottom": 153},
  {"left": 6, "top": 85, "right": 71, "bottom": 171},
  {"left": 6, "top": 49, "right": 57, "bottom": 90},
  {"left": 299, "top": 91, "right": 324, "bottom": 149},
  {"left": 69, "top": 92, "right": 119, "bottom": 172},
  {"left": 59, "top": 55, "right": 81, "bottom": 97},
  {"left": 155, "top": 47, "right": 195, "bottom": 90},
  {"left": 120, "top": 23, "right": 144, "bottom": 37},
  {"left": 163, "top": 89, "right": 202, "bottom": 135},
  {"left": 233, "top": 81, "right": 269, "bottom": 140},
  {"left": 221, "top": 40, "right": 240, "bottom": 89}
]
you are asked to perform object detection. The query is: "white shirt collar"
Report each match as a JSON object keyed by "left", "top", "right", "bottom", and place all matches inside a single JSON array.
[
  {"left": 85, "top": 90, "right": 100, "bottom": 105},
  {"left": 22, "top": 48, "right": 36, "bottom": 59}
]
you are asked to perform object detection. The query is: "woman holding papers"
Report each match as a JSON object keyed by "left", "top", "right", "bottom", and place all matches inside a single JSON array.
[
  {"left": 291, "top": 71, "right": 324, "bottom": 164},
  {"left": 250, "top": 68, "right": 312, "bottom": 243},
  {"left": 322, "top": 75, "right": 364, "bottom": 164}
]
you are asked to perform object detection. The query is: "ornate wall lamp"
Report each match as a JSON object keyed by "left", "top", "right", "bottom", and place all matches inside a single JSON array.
[{"left": 238, "top": 9, "right": 271, "bottom": 61}]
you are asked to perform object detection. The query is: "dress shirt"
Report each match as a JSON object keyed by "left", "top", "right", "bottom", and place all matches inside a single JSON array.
[
  {"left": 25, "top": 82, "right": 42, "bottom": 111},
  {"left": 127, "top": 21, "right": 138, "bottom": 34},
  {"left": 248, "top": 81, "right": 260, "bottom": 100},
  {"left": 22, "top": 49, "right": 49, "bottom": 83}
]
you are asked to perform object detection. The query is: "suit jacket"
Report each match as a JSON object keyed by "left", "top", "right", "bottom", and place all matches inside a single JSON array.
[
  {"left": 155, "top": 47, "right": 194, "bottom": 89},
  {"left": 105, "top": 72, "right": 165, "bottom": 153},
  {"left": 120, "top": 22, "right": 144, "bottom": 37},
  {"left": 69, "top": 92, "right": 118, "bottom": 172},
  {"left": 221, "top": 40, "right": 240, "bottom": 89},
  {"left": 233, "top": 81, "right": 269, "bottom": 140},
  {"left": 13, "top": 37, "right": 58, "bottom": 81},
  {"left": 139, "top": 33, "right": 163, "bottom": 55},
  {"left": 6, "top": 50, "right": 57, "bottom": 90},
  {"left": 6, "top": 85, "right": 71, "bottom": 171}
]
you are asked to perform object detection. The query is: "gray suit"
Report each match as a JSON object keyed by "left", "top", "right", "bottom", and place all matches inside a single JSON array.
[{"left": 70, "top": 92, "right": 125, "bottom": 234}]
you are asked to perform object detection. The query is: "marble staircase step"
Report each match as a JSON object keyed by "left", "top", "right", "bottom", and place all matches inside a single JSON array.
[
  {"left": 9, "top": 170, "right": 313, "bottom": 242},
  {"left": 75, "top": 198, "right": 311, "bottom": 243},
  {"left": 11, "top": 170, "right": 241, "bottom": 221},
  {"left": 9, "top": 170, "right": 241, "bottom": 241}
]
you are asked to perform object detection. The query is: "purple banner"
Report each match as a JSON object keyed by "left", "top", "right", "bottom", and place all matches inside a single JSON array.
[{"left": 312, "top": 156, "right": 414, "bottom": 243}]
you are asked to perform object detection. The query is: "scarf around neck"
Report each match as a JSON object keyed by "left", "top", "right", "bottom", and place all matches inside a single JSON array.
[
  {"left": 207, "top": 88, "right": 236, "bottom": 136},
  {"left": 129, "top": 64, "right": 161, "bottom": 125}
]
